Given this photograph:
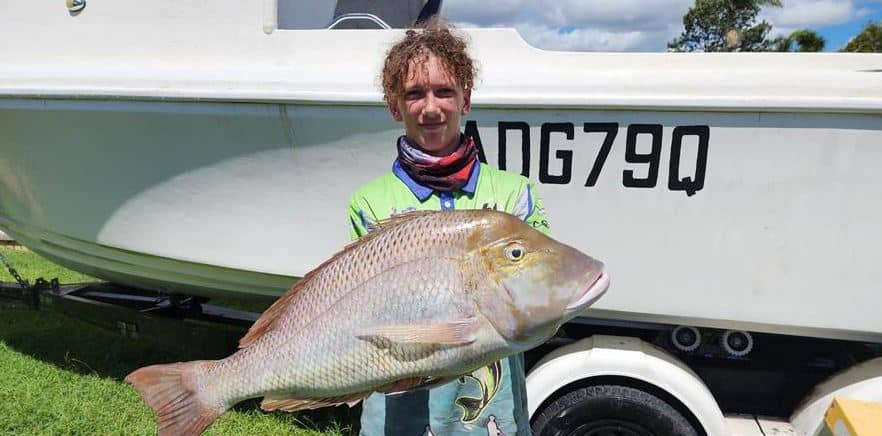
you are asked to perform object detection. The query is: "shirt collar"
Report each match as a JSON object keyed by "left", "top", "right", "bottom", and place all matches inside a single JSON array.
[{"left": 392, "top": 159, "right": 481, "bottom": 202}]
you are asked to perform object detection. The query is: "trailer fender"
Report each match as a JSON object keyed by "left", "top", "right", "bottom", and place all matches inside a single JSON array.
[
  {"left": 791, "top": 356, "right": 882, "bottom": 436},
  {"left": 526, "top": 334, "right": 729, "bottom": 436}
]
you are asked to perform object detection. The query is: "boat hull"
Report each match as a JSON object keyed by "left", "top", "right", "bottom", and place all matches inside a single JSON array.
[{"left": 1, "top": 97, "right": 881, "bottom": 341}]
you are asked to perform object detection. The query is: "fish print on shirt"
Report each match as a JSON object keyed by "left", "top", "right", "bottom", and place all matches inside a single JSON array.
[
  {"left": 421, "top": 414, "right": 507, "bottom": 436},
  {"left": 485, "top": 415, "right": 506, "bottom": 436},
  {"left": 456, "top": 361, "right": 504, "bottom": 423},
  {"left": 510, "top": 185, "right": 532, "bottom": 222}
]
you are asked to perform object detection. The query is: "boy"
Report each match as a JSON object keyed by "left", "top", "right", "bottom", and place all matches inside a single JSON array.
[{"left": 348, "top": 19, "right": 550, "bottom": 435}]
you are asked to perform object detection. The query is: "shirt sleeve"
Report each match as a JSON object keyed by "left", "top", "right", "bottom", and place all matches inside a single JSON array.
[
  {"left": 348, "top": 194, "right": 372, "bottom": 241},
  {"left": 525, "top": 182, "right": 552, "bottom": 236},
  {"left": 510, "top": 181, "right": 551, "bottom": 237}
]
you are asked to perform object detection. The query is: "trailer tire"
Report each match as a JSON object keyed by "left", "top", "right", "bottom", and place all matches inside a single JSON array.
[{"left": 531, "top": 384, "right": 699, "bottom": 436}]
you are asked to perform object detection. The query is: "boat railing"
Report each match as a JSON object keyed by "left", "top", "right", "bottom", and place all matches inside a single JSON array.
[{"left": 327, "top": 13, "right": 391, "bottom": 30}]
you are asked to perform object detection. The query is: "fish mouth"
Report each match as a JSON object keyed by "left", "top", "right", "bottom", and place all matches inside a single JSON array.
[{"left": 565, "top": 272, "right": 609, "bottom": 312}]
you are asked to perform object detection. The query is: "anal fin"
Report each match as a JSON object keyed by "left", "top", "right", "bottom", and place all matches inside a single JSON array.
[
  {"left": 375, "top": 376, "right": 453, "bottom": 396},
  {"left": 261, "top": 376, "right": 457, "bottom": 412},
  {"left": 261, "top": 392, "right": 368, "bottom": 412}
]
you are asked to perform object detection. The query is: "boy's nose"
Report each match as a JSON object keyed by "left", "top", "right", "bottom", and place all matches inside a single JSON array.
[{"left": 424, "top": 96, "right": 438, "bottom": 112}]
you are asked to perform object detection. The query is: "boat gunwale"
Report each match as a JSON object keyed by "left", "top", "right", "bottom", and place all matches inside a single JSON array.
[{"left": 2, "top": 91, "right": 882, "bottom": 114}]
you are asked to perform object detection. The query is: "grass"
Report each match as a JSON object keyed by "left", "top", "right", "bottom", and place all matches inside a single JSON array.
[
  {"left": 0, "top": 244, "right": 95, "bottom": 284},
  {"left": 0, "top": 246, "right": 357, "bottom": 435}
]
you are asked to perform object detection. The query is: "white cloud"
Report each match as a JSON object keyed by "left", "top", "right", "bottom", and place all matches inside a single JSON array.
[
  {"left": 763, "top": 0, "right": 854, "bottom": 27},
  {"left": 856, "top": 7, "right": 873, "bottom": 17},
  {"left": 514, "top": 22, "right": 658, "bottom": 52},
  {"left": 537, "top": 0, "right": 693, "bottom": 31},
  {"left": 441, "top": 0, "right": 871, "bottom": 51},
  {"left": 441, "top": 0, "right": 531, "bottom": 26},
  {"left": 443, "top": 0, "right": 690, "bottom": 51}
]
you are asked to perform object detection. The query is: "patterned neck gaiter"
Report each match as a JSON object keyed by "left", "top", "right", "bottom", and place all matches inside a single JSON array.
[{"left": 396, "top": 134, "right": 478, "bottom": 193}]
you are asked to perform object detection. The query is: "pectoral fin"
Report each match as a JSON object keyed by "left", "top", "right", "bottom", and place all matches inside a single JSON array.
[{"left": 357, "top": 317, "right": 477, "bottom": 345}]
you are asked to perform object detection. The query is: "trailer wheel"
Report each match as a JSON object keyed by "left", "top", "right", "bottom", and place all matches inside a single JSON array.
[{"left": 531, "top": 384, "right": 699, "bottom": 436}]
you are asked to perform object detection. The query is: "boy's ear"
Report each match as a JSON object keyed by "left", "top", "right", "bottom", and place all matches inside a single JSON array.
[
  {"left": 461, "top": 89, "right": 472, "bottom": 115},
  {"left": 389, "top": 100, "right": 403, "bottom": 121}
]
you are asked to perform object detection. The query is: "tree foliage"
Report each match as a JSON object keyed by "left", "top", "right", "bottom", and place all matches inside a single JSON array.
[
  {"left": 772, "top": 29, "right": 826, "bottom": 52},
  {"left": 668, "top": 0, "right": 783, "bottom": 52},
  {"left": 842, "top": 21, "right": 882, "bottom": 52}
]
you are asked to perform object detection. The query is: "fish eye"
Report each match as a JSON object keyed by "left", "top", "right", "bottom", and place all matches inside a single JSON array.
[{"left": 504, "top": 243, "right": 525, "bottom": 262}]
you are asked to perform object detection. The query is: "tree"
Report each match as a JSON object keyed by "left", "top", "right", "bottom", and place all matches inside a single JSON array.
[
  {"left": 772, "top": 29, "right": 826, "bottom": 52},
  {"left": 668, "top": 0, "right": 783, "bottom": 52},
  {"left": 841, "top": 21, "right": 882, "bottom": 52}
]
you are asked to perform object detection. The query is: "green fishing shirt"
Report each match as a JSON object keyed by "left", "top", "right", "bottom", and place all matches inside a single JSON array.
[{"left": 347, "top": 159, "right": 550, "bottom": 436}]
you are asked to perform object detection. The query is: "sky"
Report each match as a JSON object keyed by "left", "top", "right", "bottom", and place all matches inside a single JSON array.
[{"left": 440, "top": 0, "right": 882, "bottom": 52}]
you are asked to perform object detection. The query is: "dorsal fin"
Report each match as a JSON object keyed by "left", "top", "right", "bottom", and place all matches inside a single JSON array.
[
  {"left": 238, "top": 209, "right": 443, "bottom": 349},
  {"left": 372, "top": 209, "right": 437, "bottom": 230}
]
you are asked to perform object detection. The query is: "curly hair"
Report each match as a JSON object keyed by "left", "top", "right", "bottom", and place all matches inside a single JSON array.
[{"left": 381, "top": 17, "right": 477, "bottom": 105}]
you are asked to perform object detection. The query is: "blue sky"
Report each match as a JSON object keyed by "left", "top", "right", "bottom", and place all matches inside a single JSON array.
[
  {"left": 814, "top": 7, "right": 882, "bottom": 50},
  {"left": 442, "top": 0, "right": 882, "bottom": 52}
]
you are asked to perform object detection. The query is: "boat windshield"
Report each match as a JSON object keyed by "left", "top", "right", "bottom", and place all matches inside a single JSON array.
[{"left": 278, "top": 0, "right": 437, "bottom": 30}]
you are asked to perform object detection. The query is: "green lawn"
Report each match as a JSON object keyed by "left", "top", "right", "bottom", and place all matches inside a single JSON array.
[{"left": 0, "top": 246, "right": 356, "bottom": 435}]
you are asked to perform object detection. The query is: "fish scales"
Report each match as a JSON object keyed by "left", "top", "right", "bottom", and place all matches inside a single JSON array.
[
  {"left": 202, "top": 212, "right": 488, "bottom": 402},
  {"left": 208, "top": 260, "right": 482, "bottom": 402},
  {"left": 125, "top": 210, "right": 610, "bottom": 436},
  {"left": 275, "top": 211, "right": 471, "bottom": 331}
]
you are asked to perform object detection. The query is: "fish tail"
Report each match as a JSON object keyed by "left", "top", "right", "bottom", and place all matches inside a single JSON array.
[{"left": 125, "top": 361, "right": 225, "bottom": 436}]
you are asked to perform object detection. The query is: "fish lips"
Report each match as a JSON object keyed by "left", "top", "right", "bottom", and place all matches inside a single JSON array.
[{"left": 564, "top": 272, "right": 610, "bottom": 314}]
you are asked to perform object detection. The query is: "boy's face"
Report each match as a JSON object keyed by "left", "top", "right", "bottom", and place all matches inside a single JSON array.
[{"left": 390, "top": 53, "right": 471, "bottom": 156}]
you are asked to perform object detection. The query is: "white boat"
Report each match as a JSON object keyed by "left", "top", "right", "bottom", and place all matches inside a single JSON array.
[{"left": 1, "top": 0, "right": 881, "bottom": 345}]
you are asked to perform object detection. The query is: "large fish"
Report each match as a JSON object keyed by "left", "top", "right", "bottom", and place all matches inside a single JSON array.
[{"left": 126, "top": 210, "right": 609, "bottom": 435}]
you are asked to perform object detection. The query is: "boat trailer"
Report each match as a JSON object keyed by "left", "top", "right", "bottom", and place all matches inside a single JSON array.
[{"left": 0, "top": 276, "right": 262, "bottom": 355}]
